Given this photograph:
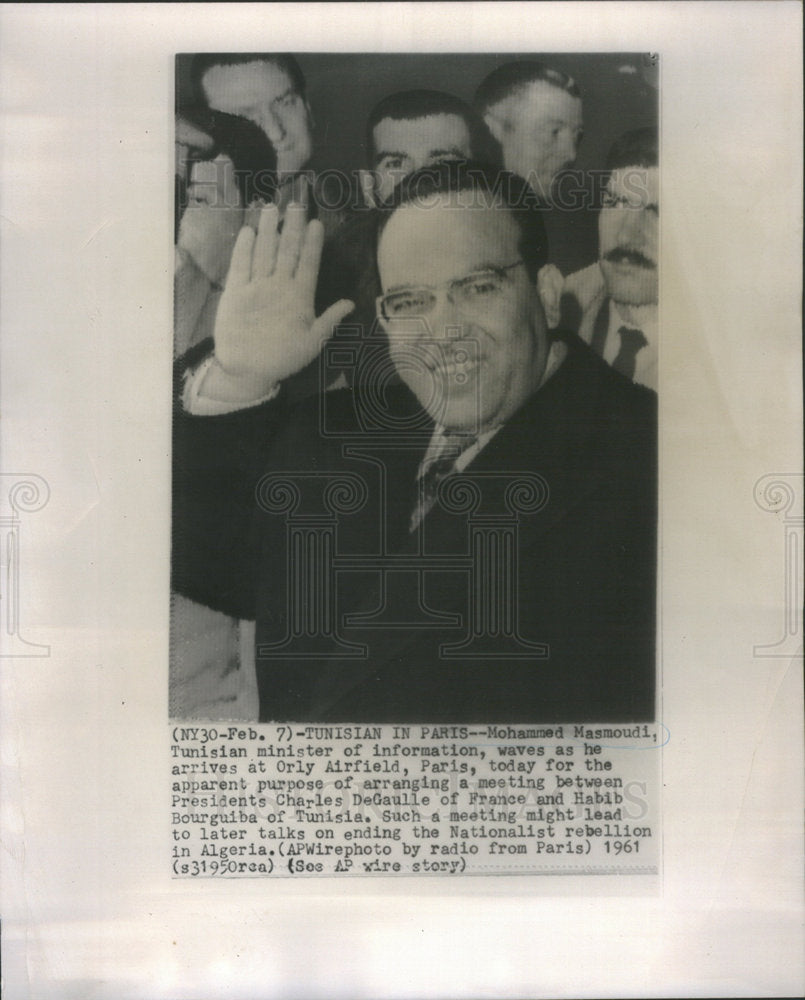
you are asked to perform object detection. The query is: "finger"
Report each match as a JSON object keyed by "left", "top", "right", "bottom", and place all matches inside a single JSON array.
[
  {"left": 251, "top": 203, "right": 280, "bottom": 279},
  {"left": 310, "top": 299, "right": 355, "bottom": 345},
  {"left": 225, "top": 224, "right": 256, "bottom": 288},
  {"left": 294, "top": 172, "right": 311, "bottom": 210},
  {"left": 176, "top": 118, "right": 214, "bottom": 151},
  {"left": 275, "top": 202, "right": 307, "bottom": 276},
  {"left": 242, "top": 200, "right": 265, "bottom": 232},
  {"left": 295, "top": 218, "right": 325, "bottom": 304}
]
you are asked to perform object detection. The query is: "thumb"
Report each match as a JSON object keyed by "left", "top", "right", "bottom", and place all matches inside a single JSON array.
[{"left": 311, "top": 298, "right": 355, "bottom": 343}]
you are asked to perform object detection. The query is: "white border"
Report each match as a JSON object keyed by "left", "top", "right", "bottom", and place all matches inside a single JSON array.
[{"left": 1, "top": 4, "right": 802, "bottom": 997}]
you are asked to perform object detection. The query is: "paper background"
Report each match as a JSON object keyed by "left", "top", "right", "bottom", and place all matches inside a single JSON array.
[{"left": 1, "top": 3, "right": 802, "bottom": 997}]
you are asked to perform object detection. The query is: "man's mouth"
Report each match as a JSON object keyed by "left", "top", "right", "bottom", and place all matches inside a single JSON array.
[
  {"left": 604, "top": 247, "right": 656, "bottom": 270},
  {"left": 435, "top": 357, "right": 481, "bottom": 381},
  {"left": 423, "top": 345, "right": 483, "bottom": 379}
]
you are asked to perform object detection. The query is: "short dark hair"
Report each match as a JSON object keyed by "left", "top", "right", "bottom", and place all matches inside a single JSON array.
[
  {"left": 190, "top": 53, "right": 306, "bottom": 105},
  {"left": 177, "top": 107, "right": 278, "bottom": 207},
  {"left": 366, "top": 89, "right": 479, "bottom": 164},
  {"left": 474, "top": 60, "right": 580, "bottom": 115},
  {"left": 605, "top": 126, "right": 658, "bottom": 173},
  {"left": 377, "top": 160, "right": 549, "bottom": 281}
]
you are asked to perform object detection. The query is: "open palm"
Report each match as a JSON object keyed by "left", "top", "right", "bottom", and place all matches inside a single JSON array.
[{"left": 214, "top": 202, "right": 353, "bottom": 389}]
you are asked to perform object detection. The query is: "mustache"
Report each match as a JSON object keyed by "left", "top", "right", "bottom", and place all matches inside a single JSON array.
[{"left": 603, "top": 247, "right": 657, "bottom": 270}]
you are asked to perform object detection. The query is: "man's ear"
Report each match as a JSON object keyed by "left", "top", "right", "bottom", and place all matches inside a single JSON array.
[
  {"left": 483, "top": 111, "right": 505, "bottom": 145},
  {"left": 358, "top": 169, "right": 377, "bottom": 208},
  {"left": 536, "top": 264, "right": 564, "bottom": 329}
]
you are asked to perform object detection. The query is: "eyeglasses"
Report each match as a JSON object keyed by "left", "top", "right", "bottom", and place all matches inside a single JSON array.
[{"left": 377, "top": 261, "right": 524, "bottom": 321}]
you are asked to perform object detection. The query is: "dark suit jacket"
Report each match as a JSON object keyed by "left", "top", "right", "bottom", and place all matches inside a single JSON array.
[
  {"left": 173, "top": 333, "right": 656, "bottom": 724},
  {"left": 559, "top": 282, "right": 611, "bottom": 358}
]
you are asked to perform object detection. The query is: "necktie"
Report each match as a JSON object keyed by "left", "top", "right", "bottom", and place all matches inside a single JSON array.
[
  {"left": 613, "top": 326, "right": 648, "bottom": 380},
  {"left": 410, "top": 434, "right": 475, "bottom": 532}
]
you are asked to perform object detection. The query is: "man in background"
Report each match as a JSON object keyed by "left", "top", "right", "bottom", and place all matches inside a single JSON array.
[
  {"left": 475, "top": 60, "right": 583, "bottom": 202},
  {"left": 358, "top": 89, "right": 478, "bottom": 207},
  {"left": 561, "top": 127, "right": 658, "bottom": 390},
  {"left": 174, "top": 109, "right": 277, "bottom": 356},
  {"left": 474, "top": 60, "right": 595, "bottom": 275},
  {"left": 190, "top": 52, "right": 343, "bottom": 235},
  {"left": 318, "top": 90, "right": 478, "bottom": 358}
]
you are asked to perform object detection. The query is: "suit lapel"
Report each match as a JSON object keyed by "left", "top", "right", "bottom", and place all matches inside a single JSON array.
[{"left": 328, "top": 337, "right": 614, "bottom": 673}]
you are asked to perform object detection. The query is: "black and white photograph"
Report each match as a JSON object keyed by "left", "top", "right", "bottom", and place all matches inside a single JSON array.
[
  {"left": 170, "top": 53, "right": 659, "bottom": 724},
  {"left": 1, "top": 3, "right": 802, "bottom": 997}
]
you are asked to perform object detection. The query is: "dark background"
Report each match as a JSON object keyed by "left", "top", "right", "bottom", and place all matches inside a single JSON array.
[{"left": 176, "top": 52, "right": 658, "bottom": 177}]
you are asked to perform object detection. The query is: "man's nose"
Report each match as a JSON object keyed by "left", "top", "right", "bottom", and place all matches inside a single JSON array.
[
  {"left": 617, "top": 204, "right": 648, "bottom": 245},
  {"left": 427, "top": 292, "right": 467, "bottom": 341},
  {"left": 257, "top": 107, "right": 286, "bottom": 144},
  {"left": 558, "top": 128, "right": 579, "bottom": 165}
]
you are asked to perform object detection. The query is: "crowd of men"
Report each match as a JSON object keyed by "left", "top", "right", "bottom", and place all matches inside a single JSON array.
[{"left": 171, "top": 54, "right": 658, "bottom": 724}]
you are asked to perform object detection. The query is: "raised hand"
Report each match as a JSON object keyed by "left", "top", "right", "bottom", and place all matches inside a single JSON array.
[
  {"left": 175, "top": 116, "right": 213, "bottom": 179},
  {"left": 212, "top": 202, "right": 354, "bottom": 395}
]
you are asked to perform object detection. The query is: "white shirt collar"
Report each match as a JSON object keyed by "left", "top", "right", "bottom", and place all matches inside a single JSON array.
[{"left": 419, "top": 340, "right": 568, "bottom": 478}]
